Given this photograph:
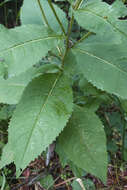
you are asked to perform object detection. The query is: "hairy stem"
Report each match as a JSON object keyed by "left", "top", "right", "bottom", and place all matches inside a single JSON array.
[
  {"left": 47, "top": 0, "right": 66, "bottom": 35},
  {"left": 66, "top": 15, "right": 74, "bottom": 49},
  {"left": 37, "top": 0, "right": 52, "bottom": 30},
  {"left": 74, "top": 0, "right": 83, "bottom": 10},
  {"left": 61, "top": 14, "right": 74, "bottom": 68}
]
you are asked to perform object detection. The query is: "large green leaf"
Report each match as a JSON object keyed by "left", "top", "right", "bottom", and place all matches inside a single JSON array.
[
  {"left": 58, "top": 105, "right": 107, "bottom": 182},
  {"left": 74, "top": 0, "right": 127, "bottom": 43},
  {"left": 0, "top": 24, "right": 62, "bottom": 77},
  {"left": 72, "top": 41, "right": 127, "bottom": 99},
  {"left": 0, "top": 63, "right": 60, "bottom": 104},
  {"left": 8, "top": 73, "right": 73, "bottom": 176},
  {"left": 21, "top": 0, "right": 68, "bottom": 34}
]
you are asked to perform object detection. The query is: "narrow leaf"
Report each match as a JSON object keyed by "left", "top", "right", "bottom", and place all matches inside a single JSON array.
[
  {"left": 58, "top": 105, "right": 108, "bottom": 182},
  {"left": 8, "top": 73, "right": 73, "bottom": 176}
]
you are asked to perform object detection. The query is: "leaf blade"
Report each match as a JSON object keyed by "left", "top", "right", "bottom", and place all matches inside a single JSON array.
[
  {"left": 21, "top": 0, "right": 68, "bottom": 34},
  {"left": 74, "top": 0, "right": 127, "bottom": 42},
  {"left": 0, "top": 63, "right": 60, "bottom": 104},
  {"left": 8, "top": 73, "right": 73, "bottom": 176},
  {"left": 58, "top": 105, "right": 108, "bottom": 182},
  {"left": 72, "top": 41, "right": 127, "bottom": 99},
  {"left": 0, "top": 24, "right": 62, "bottom": 76}
]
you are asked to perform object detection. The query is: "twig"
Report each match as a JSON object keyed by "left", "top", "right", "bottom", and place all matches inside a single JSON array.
[
  {"left": 76, "top": 178, "right": 86, "bottom": 190},
  {"left": 54, "top": 177, "right": 76, "bottom": 188},
  {"left": 74, "top": 0, "right": 83, "bottom": 10},
  {"left": 11, "top": 170, "right": 47, "bottom": 190}
]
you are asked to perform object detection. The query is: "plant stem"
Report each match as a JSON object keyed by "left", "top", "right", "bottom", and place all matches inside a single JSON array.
[
  {"left": 61, "top": 14, "right": 74, "bottom": 68},
  {"left": 64, "top": 0, "right": 83, "bottom": 52},
  {"left": 74, "top": 0, "right": 83, "bottom": 10},
  {"left": 66, "top": 15, "right": 74, "bottom": 49},
  {"left": 72, "top": 32, "right": 93, "bottom": 48},
  {"left": 37, "top": 0, "right": 52, "bottom": 30},
  {"left": 47, "top": 0, "right": 66, "bottom": 35},
  {"left": 16, "top": 9, "right": 21, "bottom": 25}
]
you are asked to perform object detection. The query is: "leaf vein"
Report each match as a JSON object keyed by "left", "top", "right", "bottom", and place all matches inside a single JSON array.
[{"left": 74, "top": 48, "right": 127, "bottom": 76}]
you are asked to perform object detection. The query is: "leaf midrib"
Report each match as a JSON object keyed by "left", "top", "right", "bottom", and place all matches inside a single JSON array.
[
  {"left": 0, "top": 35, "right": 62, "bottom": 55},
  {"left": 21, "top": 73, "right": 61, "bottom": 166},
  {"left": 76, "top": 8, "right": 127, "bottom": 38},
  {"left": 73, "top": 47, "right": 127, "bottom": 76},
  {"left": 6, "top": 83, "right": 25, "bottom": 87}
]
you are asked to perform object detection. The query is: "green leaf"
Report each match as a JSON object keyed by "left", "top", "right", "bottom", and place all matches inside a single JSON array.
[
  {"left": 74, "top": 0, "right": 127, "bottom": 42},
  {"left": 0, "top": 24, "right": 62, "bottom": 77},
  {"left": 0, "top": 105, "right": 14, "bottom": 120},
  {"left": 55, "top": 142, "right": 69, "bottom": 168},
  {"left": 8, "top": 73, "right": 73, "bottom": 176},
  {"left": 64, "top": 51, "right": 78, "bottom": 79},
  {"left": 72, "top": 41, "right": 127, "bottom": 99},
  {"left": 72, "top": 179, "right": 95, "bottom": 190},
  {"left": 0, "top": 144, "right": 14, "bottom": 169},
  {"left": 121, "top": 100, "right": 127, "bottom": 113},
  {"left": 79, "top": 77, "right": 99, "bottom": 96},
  {"left": 21, "top": 0, "right": 68, "bottom": 34},
  {"left": 56, "top": 142, "right": 84, "bottom": 177},
  {"left": 40, "top": 175, "right": 54, "bottom": 189},
  {"left": 0, "top": 73, "right": 31, "bottom": 105},
  {"left": 72, "top": 180, "right": 83, "bottom": 190},
  {"left": 58, "top": 105, "right": 108, "bottom": 182},
  {"left": 0, "top": 63, "right": 60, "bottom": 104},
  {"left": 78, "top": 77, "right": 112, "bottom": 111}
]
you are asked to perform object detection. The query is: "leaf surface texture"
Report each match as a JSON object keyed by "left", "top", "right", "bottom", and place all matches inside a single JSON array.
[
  {"left": 0, "top": 63, "right": 60, "bottom": 104},
  {"left": 74, "top": 0, "right": 127, "bottom": 42},
  {"left": 58, "top": 105, "right": 107, "bottom": 182},
  {"left": 72, "top": 41, "right": 127, "bottom": 99},
  {"left": 0, "top": 24, "right": 61, "bottom": 76},
  {"left": 8, "top": 73, "right": 73, "bottom": 175},
  {"left": 21, "top": 0, "right": 68, "bottom": 34}
]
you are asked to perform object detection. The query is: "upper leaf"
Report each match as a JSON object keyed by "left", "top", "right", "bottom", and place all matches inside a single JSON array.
[
  {"left": 72, "top": 41, "right": 127, "bottom": 99},
  {"left": 8, "top": 73, "right": 73, "bottom": 176},
  {"left": 73, "top": 0, "right": 127, "bottom": 43},
  {"left": 0, "top": 24, "right": 62, "bottom": 77},
  {"left": 58, "top": 105, "right": 108, "bottom": 182},
  {"left": 21, "top": 0, "right": 68, "bottom": 34}
]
